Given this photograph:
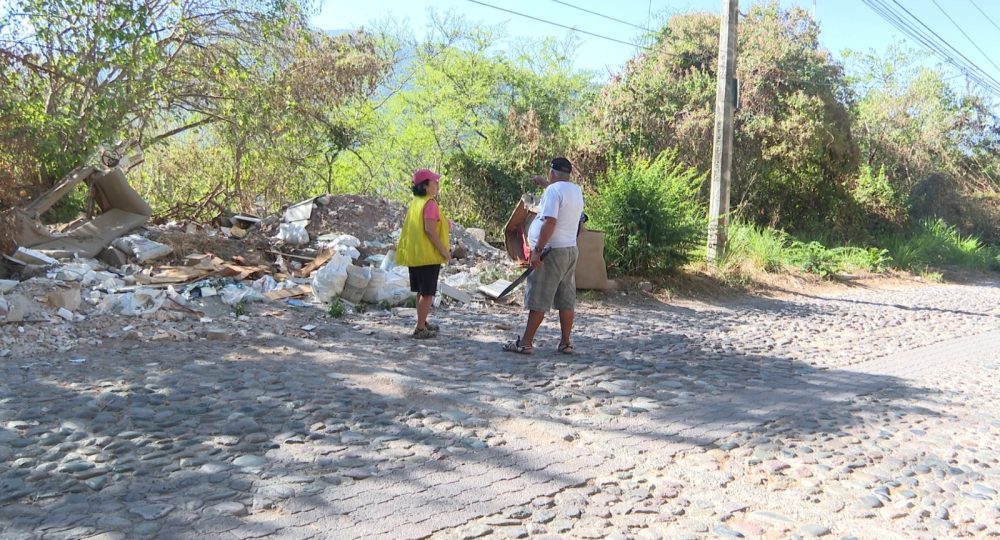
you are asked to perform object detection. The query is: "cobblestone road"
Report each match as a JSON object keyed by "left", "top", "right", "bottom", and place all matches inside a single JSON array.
[{"left": 2, "top": 279, "right": 999, "bottom": 539}]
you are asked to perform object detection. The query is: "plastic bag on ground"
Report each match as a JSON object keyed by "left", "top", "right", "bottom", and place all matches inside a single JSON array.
[
  {"left": 311, "top": 254, "right": 352, "bottom": 303},
  {"left": 112, "top": 235, "right": 173, "bottom": 262},
  {"left": 274, "top": 223, "right": 309, "bottom": 246},
  {"left": 340, "top": 265, "right": 372, "bottom": 303},
  {"left": 362, "top": 268, "right": 387, "bottom": 303},
  {"left": 444, "top": 271, "right": 478, "bottom": 290},
  {"left": 334, "top": 245, "right": 361, "bottom": 260},
  {"left": 220, "top": 284, "right": 265, "bottom": 306},
  {"left": 380, "top": 248, "right": 396, "bottom": 271},
  {"left": 119, "top": 289, "right": 167, "bottom": 316},
  {"left": 252, "top": 275, "right": 280, "bottom": 293},
  {"left": 324, "top": 234, "right": 360, "bottom": 248},
  {"left": 318, "top": 234, "right": 362, "bottom": 260},
  {"left": 363, "top": 265, "right": 415, "bottom": 306}
]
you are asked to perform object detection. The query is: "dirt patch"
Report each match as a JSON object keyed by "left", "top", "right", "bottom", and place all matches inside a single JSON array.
[
  {"left": 572, "top": 267, "right": 947, "bottom": 311},
  {"left": 147, "top": 229, "right": 272, "bottom": 266},
  {"left": 307, "top": 194, "right": 405, "bottom": 244}
]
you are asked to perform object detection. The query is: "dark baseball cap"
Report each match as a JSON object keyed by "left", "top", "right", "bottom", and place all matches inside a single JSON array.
[{"left": 550, "top": 157, "right": 572, "bottom": 173}]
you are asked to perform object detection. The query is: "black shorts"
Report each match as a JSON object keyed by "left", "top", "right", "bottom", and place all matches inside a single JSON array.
[{"left": 408, "top": 264, "right": 441, "bottom": 296}]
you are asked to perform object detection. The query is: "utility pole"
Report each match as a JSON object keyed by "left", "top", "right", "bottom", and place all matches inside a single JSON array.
[{"left": 707, "top": 0, "right": 738, "bottom": 263}]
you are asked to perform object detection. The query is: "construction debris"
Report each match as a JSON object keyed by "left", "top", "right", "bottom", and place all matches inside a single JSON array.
[{"left": 4, "top": 167, "right": 613, "bottom": 362}]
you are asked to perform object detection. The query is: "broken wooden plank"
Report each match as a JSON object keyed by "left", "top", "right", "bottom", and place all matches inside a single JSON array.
[
  {"left": 264, "top": 285, "right": 312, "bottom": 301},
  {"left": 267, "top": 250, "right": 316, "bottom": 262},
  {"left": 297, "top": 249, "right": 334, "bottom": 277}
]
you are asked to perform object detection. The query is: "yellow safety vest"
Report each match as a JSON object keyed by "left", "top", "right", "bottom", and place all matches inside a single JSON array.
[{"left": 396, "top": 196, "right": 449, "bottom": 267}]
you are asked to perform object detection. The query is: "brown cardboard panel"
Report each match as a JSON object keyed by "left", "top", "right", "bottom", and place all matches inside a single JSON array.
[{"left": 31, "top": 209, "right": 149, "bottom": 259}]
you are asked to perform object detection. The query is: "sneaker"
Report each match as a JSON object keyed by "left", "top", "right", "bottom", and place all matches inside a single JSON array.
[{"left": 412, "top": 327, "right": 436, "bottom": 339}]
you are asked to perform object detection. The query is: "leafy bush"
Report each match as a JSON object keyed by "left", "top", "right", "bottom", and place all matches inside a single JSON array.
[
  {"left": 788, "top": 241, "right": 840, "bottom": 278},
  {"left": 852, "top": 164, "right": 907, "bottom": 228},
  {"left": 720, "top": 222, "right": 892, "bottom": 279},
  {"left": 590, "top": 150, "right": 704, "bottom": 274},
  {"left": 444, "top": 151, "right": 530, "bottom": 238},
  {"left": 841, "top": 247, "right": 891, "bottom": 273},
  {"left": 327, "top": 299, "right": 346, "bottom": 318},
  {"left": 884, "top": 219, "right": 1000, "bottom": 272}
]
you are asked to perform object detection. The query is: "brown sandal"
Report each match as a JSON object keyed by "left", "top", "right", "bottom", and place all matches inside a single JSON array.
[
  {"left": 502, "top": 336, "right": 533, "bottom": 355},
  {"left": 557, "top": 342, "right": 574, "bottom": 354}
]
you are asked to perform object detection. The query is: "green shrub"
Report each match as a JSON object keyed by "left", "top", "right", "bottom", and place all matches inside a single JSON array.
[
  {"left": 853, "top": 164, "right": 906, "bottom": 218},
  {"left": 788, "top": 241, "right": 839, "bottom": 278},
  {"left": 839, "top": 247, "right": 891, "bottom": 273},
  {"left": 723, "top": 222, "right": 789, "bottom": 272},
  {"left": 327, "top": 299, "right": 346, "bottom": 318},
  {"left": 232, "top": 299, "right": 248, "bottom": 317},
  {"left": 590, "top": 150, "right": 704, "bottom": 274},
  {"left": 884, "top": 219, "right": 1000, "bottom": 272}
]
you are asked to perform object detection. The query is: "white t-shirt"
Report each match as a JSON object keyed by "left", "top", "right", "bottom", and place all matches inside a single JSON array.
[{"left": 527, "top": 181, "right": 585, "bottom": 249}]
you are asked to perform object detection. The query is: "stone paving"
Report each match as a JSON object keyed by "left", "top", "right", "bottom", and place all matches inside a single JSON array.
[{"left": 2, "top": 279, "right": 1000, "bottom": 539}]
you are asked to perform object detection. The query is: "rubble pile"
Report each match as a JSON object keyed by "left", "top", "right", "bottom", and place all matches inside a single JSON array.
[
  {"left": 3, "top": 146, "right": 608, "bottom": 364},
  {"left": 1, "top": 176, "right": 523, "bottom": 360},
  {"left": 306, "top": 194, "right": 406, "bottom": 245}
]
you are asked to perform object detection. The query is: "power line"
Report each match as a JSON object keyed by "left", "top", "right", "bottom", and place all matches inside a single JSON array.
[
  {"left": 968, "top": 0, "right": 1000, "bottom": 35},
  {"left": 861, "top": 0, "right": 1000, "bottom": 96},
  {"left": 465, "top": 0, "right": 650, "bottom": 51},
  {"left": 886, "top": 0, "right": 1000, "bottom": 92},
  {"left": 930, "top": 0, "right": 1000, "bottom": 82},
  {"left": 549, "top": 0, "right": 650, "bottom": 33},
  {"left": 864, "top": 0, "right": 1000, "bottom": 95}
]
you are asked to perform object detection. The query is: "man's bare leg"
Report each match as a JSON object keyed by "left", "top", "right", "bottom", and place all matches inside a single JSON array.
[
  {"left": 520, "top": 310, "right": 546, "bottom": 346},
  {"left": 558, "top": 309, "right": 574, "bottom": 347}
]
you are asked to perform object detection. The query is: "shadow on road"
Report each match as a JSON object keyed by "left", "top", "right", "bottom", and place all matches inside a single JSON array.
[{"left": 0, "top": 295, "right": 943, "bottom": 539}]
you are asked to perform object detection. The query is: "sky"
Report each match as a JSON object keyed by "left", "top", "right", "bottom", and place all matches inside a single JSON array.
[{"left": 313, "top": 0, "right": 1000, "bottom": 93}]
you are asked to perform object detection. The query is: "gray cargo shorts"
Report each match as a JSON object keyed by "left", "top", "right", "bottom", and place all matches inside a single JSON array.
[{"left": 525, "top": 246, "right": 578, "bottom": 312}]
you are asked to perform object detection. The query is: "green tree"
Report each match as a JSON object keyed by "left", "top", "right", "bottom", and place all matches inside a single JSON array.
[
  {"left": 0, "top": 0, "right": 299, "bottom": 194},
  {"left": 844, "top": 42, "right": 1000, "bottom": 239},
  {"left": 580, "top": 2, "right": 857, "bottom": 233},
  {"left": 844, "top": 42, "right": 1000, "bottom": 195},
  {"left": 338, "top": 12, "right": 593, "bottom": 235},
  {"left": 590, "top": 150, "right": 705, "bottom": 273},
  {"left": 134, "top": 25, "right": 390, "bottom": 219}
]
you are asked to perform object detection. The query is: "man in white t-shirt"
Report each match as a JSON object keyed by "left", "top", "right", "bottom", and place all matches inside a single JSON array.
[{"left": 503, "top": 157, "right": 585, "bottom": 355}]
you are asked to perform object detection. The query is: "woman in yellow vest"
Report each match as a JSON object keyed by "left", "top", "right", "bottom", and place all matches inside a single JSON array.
[{"left": 396, "top": 168, "right": 451, "bottom": 339}]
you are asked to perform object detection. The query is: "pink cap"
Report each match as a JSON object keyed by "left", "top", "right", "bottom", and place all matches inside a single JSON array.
[{"left": 412, "top": 168, "right": 441, "bottom": 185}]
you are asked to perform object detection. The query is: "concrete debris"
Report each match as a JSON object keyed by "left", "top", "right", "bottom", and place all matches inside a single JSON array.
[
  {"left": 46, "top": 285, "right": 82, "bottom": 311},
  {"left": 111, "top": 234, "right": 172, "bottom": 262},
  {"left": 9, "top": 247, "right": 59, "bottom": 266},
  {"left": 478, "top": 279, "right": 513, "bottom": 299},
  {"left": 439, "top": 283, "right": 473, "bottom": 304},
  {"left": 4, "top": 294, "right": 32, "bottom": 323},
  {"left": 1, "top": 189, "right": 609, "bottom": 362},
  {"left": 98, "top": 246, "right": 129, "bottom": 268}
]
